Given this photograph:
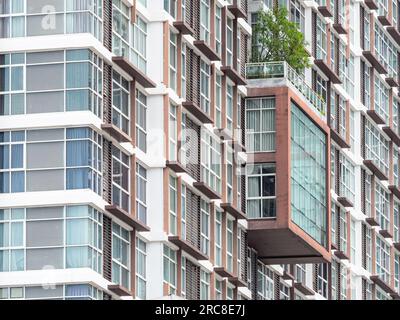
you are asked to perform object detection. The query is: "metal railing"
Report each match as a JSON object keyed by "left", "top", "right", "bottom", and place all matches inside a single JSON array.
[{"left": 245, "top": 61, "right": 326, "bottom": 116}]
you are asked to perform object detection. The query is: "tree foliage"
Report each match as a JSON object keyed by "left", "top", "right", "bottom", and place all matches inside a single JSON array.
[{"left": 251, "top": 7, "right": 310, "bottom": 72}]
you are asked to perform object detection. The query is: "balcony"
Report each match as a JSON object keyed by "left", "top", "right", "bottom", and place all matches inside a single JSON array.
[
  {"left": 220, "top": 203, "right": 246, "bottom": 220},
  {"left": 112, "top": 56, "right": 156, "bottom": 88},
  {"left": 364, "top": 0, "right": 378, "bottom": 10},
  {"left": 101, "top": 123, "right": 131, "bottom": 143},
  {"left": 385, "top": 77, "right": 399, "bottom": 88},
  {"left": 362, "top": 51, "right": 387, "bottom": 75},
  {"left": 389, "top": 185, "right": 400, "bottom": 200},
  {"left": 108, "top": 284, "right": 132, "bottom": 297},
  {"left": 370, "top": 275, "right": 397, "bottom": 297},
  {"left": 245, "top": 62, "right": 326, "bottom": 117},
  {"left": 330, "top": 128, "right": 350, "bottom": 149},
  {"left": 182, "top": 101, "right": 213, "bottom": 124},
  {"left": 193, "top": 40, "right": 220, "bottom": 61},
  {"left": 221, "top": 66, "right": 247, "bottom": 86},
  {"left": 333, "top": 23, "right": 347, "bottom": 35},
  {"left": 228, "top": 4, "right": 247, "bottom": 19},
  {"left": 365, "top": 216, "right": 380, "bottom": 227},
  {"left": 337, "top": 196, "right": 353, "bottom": 208},
  {"left": 293, "top": 282, "right": 314, "bottom": 296},
  {"left": 214, "top": 267, "right": 235, "bottom": 278},
  {"left": 383, "top": 126, "right": 400, "bottom": 147},
  {"left": 228, "top": 277, "right": 247, "bottom": 287},
  {"left": 378, "top": 16, "right": 391, "bottom": 26},
  {"left": 314, "top": 59, "right": 341, "bottom": 83},
  {"left": 173, "top": 21, "right": 194, "bottom": 35},
  {"left": 333, "top": 249, "right": 349, "bottom": 261},
  {"left": 105, "top": 205, "right": 150, "bottom": 232},
  {"left": 387, "top": 27, "right": 400, "bottom": 44},
  {"left": 168, "top": 236, "right": 208, "bottom": 260},
  {"left": 166, "top": 160, "right": 187, "bottom": 174},
  {"left": 363, "top": 160, "right": 388, "bottom": 181},
  {"left": 366, "top": 109, "right": 386, "bottom": 125},
  {"left": 193, "top": 181, "right": 221, "bottom": 200},
  {"left": 318, "top": 6, "right": 333, "bottom": 17}
]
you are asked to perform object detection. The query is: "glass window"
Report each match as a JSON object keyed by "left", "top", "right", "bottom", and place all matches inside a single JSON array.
[
  {"left": 0, "top": 208, "right": 25, "bottom": 272},
  {"left": 112, "top": 222, "right": 130, "bottom": 290},
  {"left": 112, "top": 71, "right": 130, "bottom": 135},
  {"left": 315, "top": 16, "right": 327, "bottom": 60},
  {"left": 291, "top": 102, "right": 327, "bottom": 247},
  {"left": 200, "top": 270, "right": 210, "bottom": 300},
  {"left": 316, "top": 263, "right": 328, "bottom": 298},
  {"left": 227, "top": 219, "right": 234, "bottom": 273},
  {"left": 215, "top": 279, "right": 223, "bottom": 300},
  {"left": 136, "top": 237, "right": 146, "bottom": 299},
  {"left": 136, "top": 89, "right": 147, "bottom": 152},
  {"left": 374, "top": 76, "right": 389, "bottom": 124},
  {"left": 201, "top": 129, "right": 221, "bottom": 194},
  {"left": 169, "top": 104, "right": 178, "bottom": 161},
  {"left": 365, "top": 119, "right": 389, "bottom": 177},
  {"left": 131, "top": 16, "right": 147, "bottom": 72},
  {"left": 215, "top": 6, "right": 222, "bottom": 55},
  {"left": 215, "top": 210, "right": 222, "bottom": 266},
  {"left": 246, "top": 97, "right": 276, "bottom": 152},
  {"left": 181, "top": 42, "right": 187, "bottom": 99},
  {"left": 181, "top": 184, "right": 186, "bottom": 240},
  {"left": 136, "top": 163, "right": 147, "bottom": 224},
  {"left": 1, "top": 1, "right": 102, "bottom": 40},
  {"left": 200, "top": 60, "right": 210, "bottom": 115},
  {"left": 375, "top": 183, "right": 390, "bottom": 232},
  {"left": 339, "top": 153, "right": 355, "bottom": 204},
  {"left": 215, "top": 74, "right": 222, "bottom": 129},
  {"left": 376, "top": 236, "right": 390, "bottom": 284},
  {"left": 200, "top": 200, "right": 210, "bottom": 256},
  {"left": 257, "top": 263, "right": 274, "bottom": 300},
  {"left": 112, "top": 146, "right": 130, "bottom": 212},
  {"left": 66, "top": 206, "right": 102, "bottom": 274},
  {"left": 164, "top": 0, "right": 177, "bottom": 18},
  {"left": 227, "top": 84, "right": 233, "bottom": 132},
  {"left": 247, "top": 163, "right": 276, "bottom": 218},
  {"left": 169, "top": 31, "right": 177, "bottom": 92},
  {"left": 66, "top": 128, "right": 102, "bottom": 195},
  {"left": 0, "top": 130, "right": 25, "bottom": 193},
  {"left": 227, "top": 18, "right": 233, "bottom": 66},
  {"left": 200, "top": 0, "right": 210, "bottom": 44},
  {"left": 169, "top": 175, "right": 177, "bottom": 235},
  {"left": 163, "top": 245, "right": 177, "bottom": 294}
]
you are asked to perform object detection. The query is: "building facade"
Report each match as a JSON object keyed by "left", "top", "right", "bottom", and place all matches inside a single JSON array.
[{"left": 0, "top": 0, "right": 399, "bottom": 301}]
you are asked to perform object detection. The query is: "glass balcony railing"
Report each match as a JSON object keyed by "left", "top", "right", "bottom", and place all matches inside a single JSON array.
[{"left": 245, "top": 61, "right": 326, "bottom": 116}]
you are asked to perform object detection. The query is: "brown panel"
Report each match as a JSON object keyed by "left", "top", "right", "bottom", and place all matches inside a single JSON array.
[
  {"left": 102, "top": 139, "right": 112, "bottom": 204},
  {"left": 240, "top": 30, "right": 247, "bottom": 78},
  {"left": 112, "top": 56, "right": 156, "bottom": 88},
  {"left": 103, "top": 0, "right": 113, "bottom": 51},
  {"left": 184, "top": 116, "right": 201, "bottom": 181},
  {"left": 186, "top": 260, "right": 201, "bottom": 299},
  {"left": 103, "top": 215, "right": 112, "bottom": 281},
  {"left": 240, "top": 229, "right": 247, "bottom": 282},
  {"left": 186, "top": 187, "right": 201, "bottom": 249},
  {"left": 103, "top": 63, "right": 112, "bottom": 124}
]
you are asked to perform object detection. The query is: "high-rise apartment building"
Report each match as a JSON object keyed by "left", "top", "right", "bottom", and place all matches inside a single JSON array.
[
  {"left": 0, "top": 0, "right": 399, "bottom": 301},
  {"left": 246, "top": 0, "right": 400, "bottom": 300}
]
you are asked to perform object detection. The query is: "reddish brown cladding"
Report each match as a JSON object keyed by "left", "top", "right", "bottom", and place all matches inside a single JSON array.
[{"left": 246, "top": 86, "right": 331, "bottom": 264}]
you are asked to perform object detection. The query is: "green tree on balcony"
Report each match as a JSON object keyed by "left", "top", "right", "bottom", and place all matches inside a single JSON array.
[{"left": 251, "top": 7, "right": 310, "bottom": 72}]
